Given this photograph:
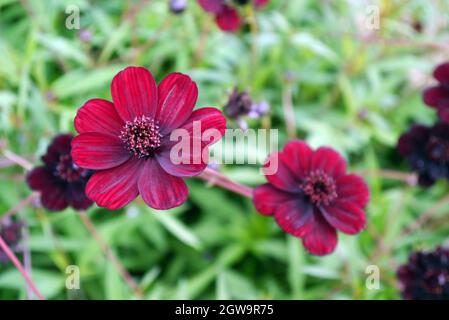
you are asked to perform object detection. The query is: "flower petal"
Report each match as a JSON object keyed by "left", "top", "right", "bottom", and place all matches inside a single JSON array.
[
  {"left": 86, "top": 157, "right": 143, "bottom": 210},
  {"left": 301, "top": 212, "right": 338, "bottom": 256},
  {"left": 433, "top": 62, "right": 449, "bottom": 86},
  {"left": 321, "top": 202, "right": 366, "bottom": 235},
  {"left": 281, "top": 140, "right": 312, "bottom": 181},
  {"left": 138, "top": 159, "right": 188, "bottom": 210},
  {"left": 215, "top": 6, "right": 241, "bottom": 32},
  {"left": 423, "top": 86, "right": 449, "bottom": 108},
  {"left": 274, "top": 199, "right": 314, "bottom": 237},
  {"left": 111, "top": 66, "right": 158, "bottom": 122},
  {"left": 310, "top": 147, "right": 347, "bottom": 178},
  {"left": 178, "top": 107, "right": 227, "bottom": 144},
  {"left": 263, "top": 152, "right": 300, "bottom": 192},
  {"left": 253, "top": 0, "right": 269, "bottom": 8},
  {"left": 336, "top": 174, "right": 370, "bottom": 208},
  {"left": 74, "top": 99, "right": 124, "bottom": 135},
  {"left": 156, "top": 73, "right": 198, "bottom": 133},
  {"left": 26, "top": 167, "right": 54, "bottom": 191},
  {"left": 253, "top": 183, "right": 295, "bottom": 216},
  {"left": 40, "top": 183, "right": 69, "bottom": 211},
  {"left": 42, "top": 134, "right": 73, "bottom": 167},
  {"left": 71, "top": 133, "right": 130, "bottom": 170},
  {"left": 67, "top": 183, "right": 93, "bottom": 210},
  {"left": 198, "top": 0, "right": 224, "bottom": 13}
]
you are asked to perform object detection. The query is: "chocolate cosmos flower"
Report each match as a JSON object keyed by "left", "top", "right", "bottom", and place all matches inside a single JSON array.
[
  {"left": 253, "top": 140, "right": 369, "bottom": 256},
  {"left": 423, "top": 62, "right": 449, "bottom": 123},
  {"left": 27, "top": 134, "right": 93, "bottom": 211},
  {"left": 397, "top": 247, "right": 449, "bottom": 299},
  {"left": 397, "top": 122, "right": 449, "bottom": 186},
  {"left": 71, "top": 67, "right": 226, "bottom": 210}
]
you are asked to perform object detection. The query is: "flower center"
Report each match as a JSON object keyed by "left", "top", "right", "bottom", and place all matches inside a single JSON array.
[
  {"left": 120, "top": 116, "right": 162, "bottom": 158},
  {"left": 301, "top": 170, "right": 338, "bottom": 206},
  {"left": 423, "top": 269, "right": 449, "bottom": 295},
  {"left": 56, "top": 154, "right": 87, "bottom": 182},
  {"left": 426, "top": 136, "right": 449, "bottom": 163}
]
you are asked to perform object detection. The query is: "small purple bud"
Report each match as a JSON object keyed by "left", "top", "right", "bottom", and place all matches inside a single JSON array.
[
  {"left": 169, "top": 0, "right": 187, "bottom": 14},
  {"left": 79, "top": 29, "right": 92, "bottom": 43}
]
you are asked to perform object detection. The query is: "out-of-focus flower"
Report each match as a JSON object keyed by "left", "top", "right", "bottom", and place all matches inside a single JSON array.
[
  {"left": 423, "top": 62, "right": 449, "bottom": 123},
  {"left": 169, "top": 0, "right": 188, "bottom": 14},
  {"left": 224, "top": 88, "right": 269, "bottom": 120},
  {"left": 72, "top": 67, "right": 226, "bottom": 210},
  {"left": 79, "top": 29, "right": 92, "bottom": 43},
  {"left": 397, "top": 247, "right": 449, "bottom": 300},
  {"left": 397, "top": 122, "right": 449, "bottom": 186},
  {"left": 27, "top": 134, "right": 93, "bottom": 211},
  {"left": 253, "top": 140, "right": 369, "bottom": 256},
  {"left": 0, "top": 219, "right": 23, "bottom": 264}
]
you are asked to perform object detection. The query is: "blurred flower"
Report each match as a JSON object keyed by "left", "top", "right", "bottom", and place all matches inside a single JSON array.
[
  {"left": 79, "top": 29, "right": 92, "bottom": 43},
  {"left": 169, "top": 0, "right": 188, "bottom": 14},
  {"left": 423, "top": 62, "right": 449, "bottom": 123},
  {"left": 198, "top": 0, "right": 269, "bottom": 32},
  {"left": 72, "top": 67, "right": 226, "bottom": 210},
  {"left": 27, "top": 134, "right": 93, "bottom": 211},
  {"left": 397, "top": 122, "right": 449, "bottom": 186},
  {"left": 253, "top": 140, "right": 369, "bottom": 256},
  {"left": 223, "top": 88, "right": 269, "bottom": 121},
  {"left": 397, "top": 247, "right": 449, "bottom": 299},
  {"left": 0, "top": 219, "right": 23, "bottom": 264}
]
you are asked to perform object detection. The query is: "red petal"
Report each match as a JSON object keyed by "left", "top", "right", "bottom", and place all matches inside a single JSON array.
[
  {"left": 253, "top": 183, "right": 294, "bottom": 216},
  {"left": 274, "top": 199, "right": 314, "bottom": 237},
  {"left": 178, "top": 107, "right": 226, "bottom": 144},
  {"left": 310, "top": 147, "right": 346, "bottom": 178},
  {"left": 156, "top": 73, "right": 198, "bottom": 133},
  {"left": 433, "top": 62, "right": 449, "bottom": 86},
  {"left": 86, "top": 157, "right": 143, "bottom": 210},
  {"left": 263, "top": 152, "right": 300, "bottom": 192},
  {"left": 253, "top": 0, "right": 269, "bottom": 7},
  {"left": 111, "top": 66, "right": 158, "bottom": 122},
  {"left": 138, "top": 159, "right": 188, "bottom": 210},
  {"left": 198, "top": 0, "right": 224, "bottom": 13},
  {"left": 71, "top": 133, "right": 130, "bottom": 170},
  {"left": 437, "top": 104, "right": 449, "bottom": 123},
  {"left": 321, "top": 202, "right": 366, "bottom": 235},
  {"left": 281, "top": 140, "right": 312, "bottom": 181},
  {"left": 336, "top": 174, "right": 370, "bottom": 208},
  {"left": 215, "top": 6, "right": 241, "bottom": 32},
  {"left": 40, "top": 184, "right": 69, "bottom": 211},
  {"left": 27, "top": 167, "right": 54, "bottom": 191},
  {"left": 74, "top": 99, "right": 124, "bottom": 135},
  {"left": 156, "top": 144, "right": 207, "bottom": 177},
  {"left": 301, "top": 212, "right": 337, "bottom": 256},
  {"left": 423, "top": 86, "right": 449, "bottom": 108}
]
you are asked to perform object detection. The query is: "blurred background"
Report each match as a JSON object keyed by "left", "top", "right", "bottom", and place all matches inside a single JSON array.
[{"left": 1, "top": 0, "right": 449, "bottom": 299}]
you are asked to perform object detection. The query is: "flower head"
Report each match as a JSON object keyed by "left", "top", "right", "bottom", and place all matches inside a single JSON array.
[
  {"left": 27, "top": 134, "right": 93, "bottom": 211},
  {"left": 71, "top": 66, "right": 226, "bottom": 210},
  {"left": 397, "top": 247, "right": 449, "bottom": 300},
  {"left": 253, "top": 140, "right": 369, "bottom": 256},
  {"left": 423, "top": 62, "right": 449, "bottom": 123},
  {"left": 0, "top": 219, "right": 23, "bottom": 264},
  {"left": 397, "top": 122, "right": 449, "bottom": 186}
]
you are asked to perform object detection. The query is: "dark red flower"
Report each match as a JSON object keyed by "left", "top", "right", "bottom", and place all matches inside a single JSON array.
[
  {"left": 27, "top": 134, "right": 93, "bottom": 211},
  {"left": 397, "top": 247, "right": 449, "bottom": 300},
  {"left": 423, "top": 62, "right": 449, "bottom": 123},
  {"left": 0, "top": 219, "right": 23, "bottom": 264},
  {"left": 253, "top": 140, "right": 369, "bottom": 256},
  {"left": 71, "top": 67, "right": 226, "bottom": 210},
  {"left": 397, "top": 122, "right": 449, "bottom": 186}
]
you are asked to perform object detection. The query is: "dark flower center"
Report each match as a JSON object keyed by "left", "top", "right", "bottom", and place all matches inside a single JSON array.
[
  {"left": 301, "top": 170, "right": 338, "bottom": 206},
  {"left": 120, "top": 116, "right": 162, "bottom": 158},
  {"left": 426, "top": 136, "right": 449, "bottom": 163},
  {"left": 423, "top": 269, "right": 449, "bottom": 294},
  {"left": 56, "top": 154, "right": 88, "bottom": 182}
]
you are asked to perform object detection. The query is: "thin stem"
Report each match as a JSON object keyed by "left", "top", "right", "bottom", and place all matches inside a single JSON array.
[
  {"left": 2, "top": 192, "right": 39, "bottom": 221},
  {"left": 78, "top": 210, "right": 144, "bottom": 299},
  {"left": 359, "top": 169, "right": 417, "bottom": 184},
  {"left": 2, "top": 150, "right": 33, "bottom": 171},
  {"left": 198, "top": 168, "right": 254, "bottom": 199},
  {"left": 282, "top": 82, "right": 297, "bottom": 139},
  {"left": 0, "top": 235, "right": 45, "bottom": 300},
  {"left": 21, "top": 221, "right": 33, "bottom": 300}
]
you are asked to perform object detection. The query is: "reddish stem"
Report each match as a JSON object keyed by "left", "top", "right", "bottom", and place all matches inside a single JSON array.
[{"left": 198, "top": 168, "right": 254, "bottom": 199}]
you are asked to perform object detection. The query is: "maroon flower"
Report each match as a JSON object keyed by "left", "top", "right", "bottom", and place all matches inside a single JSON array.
[
  {"left": 0, "top": 219, "right": 23, "bottom": 264},
  {"left": 71, "top": 66, "right": 226, "bottom": 210},
  {"left": 27, "top": 134, "right": 93, "bottom": 211},
  {"left": 253, "top": 140, "right": 369, "bottom": 256},
  {"left": 423, "top": 62, "right": 449, "bottom": 123},
  {"left": 397, "top": 247, "right": 449, "bottom": 299},
  {"left": 397, "top": 122, "right": 449, "bottom": 186}
]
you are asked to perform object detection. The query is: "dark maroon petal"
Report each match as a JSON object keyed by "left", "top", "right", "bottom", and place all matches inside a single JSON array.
[
  {"left": 138, "top": 159, "right": 188, "bottom": 210},
  {"left": 336, "top": 174, "right": 370, "bottom": 208},
  {"left": 301, "top": 212, "right": 338, "bottom": 256},
  {"left": 215, "top": 6, "right": 241, "bottom": 32},
  {"left": 423, "top": 86, "right": 449, "bottom": 108},
  {"left": 321, "top": 202, "right": 366, "bottom": 235},
  {"left": 263, "top": 152, "right": 300, "bottom": 192},
  {"left": 433, "top": 62, "right": 449, "bottom": 86},
  {"left": 26, "top": 167, "right": 54, "bottom": 191},
  {"left": 67, "top": 184, "right": 93, "bottom": 210},
  {"left": 253, "top": 0, "right": 269, "bottom": 7},
  {"left": 274, "top": 199, "right": 314, "bottom": 237},
  {"left": 253, "top": 183, "right": 295, "bottom": 216},
  {"left": 198, "top": 0, "right": 224, "bottom": 13},
  {"left": 86, "top": 157, "right": 143, "bottom": 210},
  {"left": 397, "top": 124, "right": 430, "bottom": 157},
  {"left": 281, "top": 140, "right": 312, "bottom": 181},
  {"left": 156, "top": 73, "right": 198, "bottom": 134},
  {"left": 74, "top": 99, "right": 124, "bottom": 135},
  {"left": 40, "top": 183, "right": 69, "bottom": 211},
  {"left": 156, "top": 144, "right": 207, "bottom": 177},
  {"left": 42, "top": 134, "right": 73, "bottom": 166},
  {"left": 310, "top": 147, "right": 347, "bottom": 178},
  {"left": 71, "top": 133, "right": 130, "bottom": 170},
  {"left": 437, "top": 104, "right": 449, "bottom": 123},
  {"left": 111, "top": 66, "right": 158, "bottom": 122}
]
